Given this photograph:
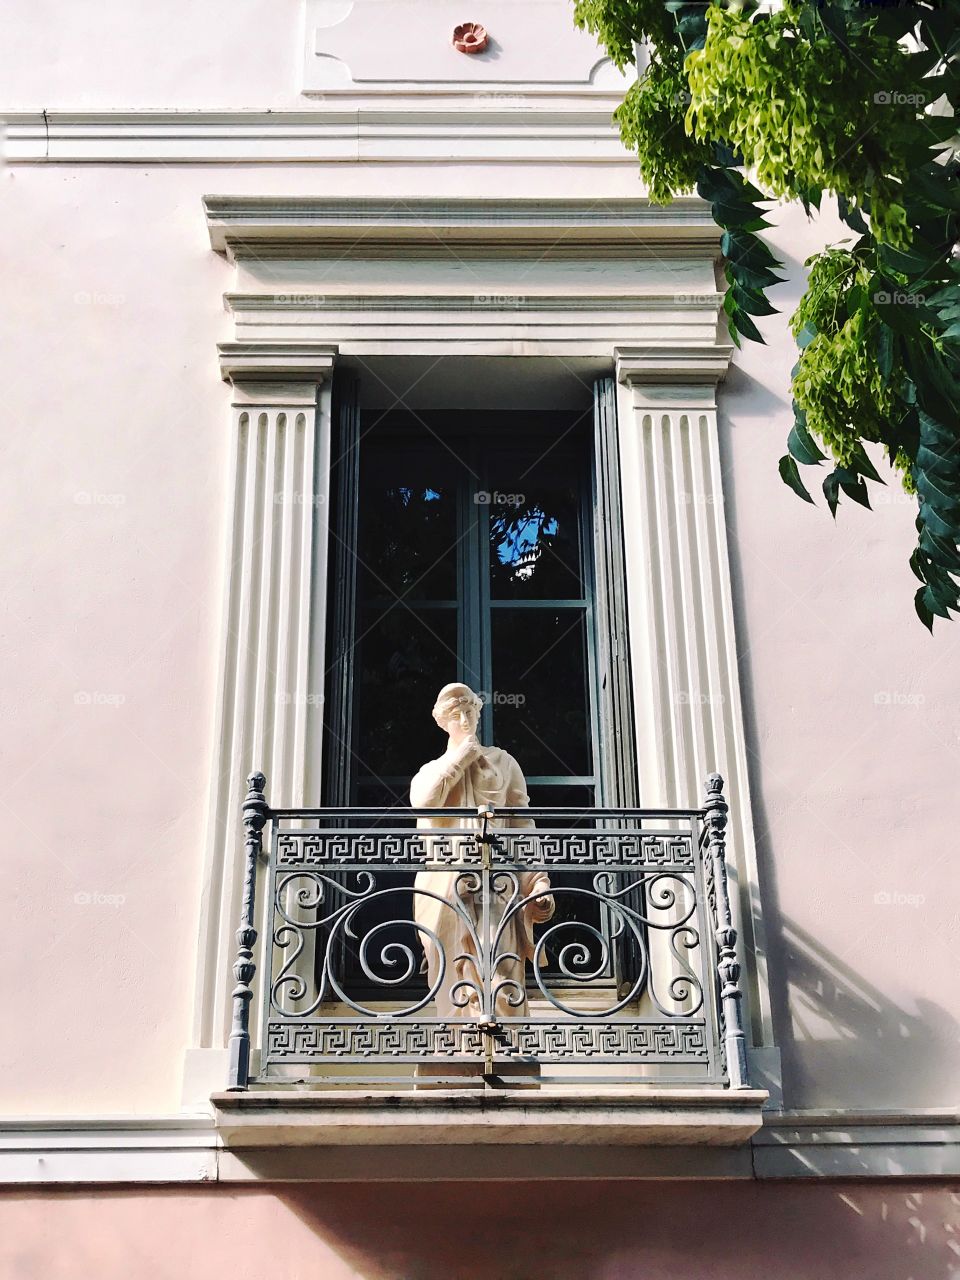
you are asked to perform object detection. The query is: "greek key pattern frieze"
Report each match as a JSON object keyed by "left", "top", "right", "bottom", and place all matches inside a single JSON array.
[
  {"left": 273, "top": 829, "right": 693, "bottom": 869},
  {"left": 491, "top": 832, "right": 694, "bottom": 868},
  {"left": 266, "top": 1020, "right": 485, "bottom": 1060},
  {"left": 498, "top": 1021, "right": 708, "bottom": 1061},
  {"left": 265, "top": 1019, "right": 708, "bottom": 1063},
  {"left": 275, "top": 831, "right": 481, "bottom": 867}
]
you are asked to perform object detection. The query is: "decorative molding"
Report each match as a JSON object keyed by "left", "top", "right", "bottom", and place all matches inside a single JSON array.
[
  {"left": 0, "top": 1110, "right": 955, "bottom": 1183},
  {"left": 218, "top": 341, "right": 338, "bottom": 384},
  {"left": 1, "top": 1110, "right": 954, "bottom": 1184},
  {"left": 755, "top": 1109, "right": 960, "bottom": 1179},
  {"left": 211, "top": 1087, "right": 768, "bottom": 1148},
  {"left": 191, "top": 342, "right": 337, "bottom": 1073},
  {"left": 0, "top": 1117, "right": 218, "bottom": 1185},
  {"left": 225, "top": 293, "right": 725, "bottom": 315},
  {"left": 616, "top": 344, "right": 736, "bottom": 388},
  {"left": 203, "top": 195, "right": 722, "bottom": 259},
  {"left": 613, "top": 352, "right": 775, "bottom": 1051},
  {"left": 301, "top": 0, "right": 628, "bottom": 94},
  {"left": 1, "top": 108, "right": 641, "bottom": 166}
]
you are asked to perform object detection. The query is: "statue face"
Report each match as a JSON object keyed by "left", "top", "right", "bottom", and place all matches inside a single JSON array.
[{"left": 443, "top": 700, "right": 479, "bottom": 742}]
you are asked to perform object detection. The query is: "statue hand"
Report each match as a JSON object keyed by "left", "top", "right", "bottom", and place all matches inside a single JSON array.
[{"left": 450, "top": 734, "right": 482, "bottom": 768}]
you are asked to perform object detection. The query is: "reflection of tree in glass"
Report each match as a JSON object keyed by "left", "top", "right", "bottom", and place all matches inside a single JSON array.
[
  {"left": 491, "top": 504, "right": 560, "bottom": 582},
  {"left": 361, "top": 483, "right": 453, "bottom": 599}
]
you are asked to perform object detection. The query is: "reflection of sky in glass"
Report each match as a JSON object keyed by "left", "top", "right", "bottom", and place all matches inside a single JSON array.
[
  {"left": 495, "top": 510, "right": 559, "bottom": 578},
  {"left": 393, "top": 487, "right": 442, "bottom": 505}
]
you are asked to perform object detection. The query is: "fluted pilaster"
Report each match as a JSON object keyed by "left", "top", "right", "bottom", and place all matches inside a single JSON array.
[
  {"left": 615, "top": 345, "right": 774, "bottom": 1052},
  {"left": 193, "top": 344, "right": 337, "bottom": 1054}
]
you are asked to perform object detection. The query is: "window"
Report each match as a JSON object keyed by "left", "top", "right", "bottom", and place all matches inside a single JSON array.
[{"left": 329, "top": 411, "right": 599, "bottom": 809}]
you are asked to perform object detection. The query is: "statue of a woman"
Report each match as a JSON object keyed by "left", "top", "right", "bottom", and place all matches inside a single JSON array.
[{"left": 410, "top": 683, "right": 554, "bottom": 1021}]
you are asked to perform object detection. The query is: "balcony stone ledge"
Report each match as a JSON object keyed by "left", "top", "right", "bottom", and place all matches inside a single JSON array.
[{"left": 211, "top": 1087, "right": 768, "bottom": 1149}]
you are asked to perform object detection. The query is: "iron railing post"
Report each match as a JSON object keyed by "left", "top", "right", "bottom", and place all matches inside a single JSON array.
[
  {"left": 703, "top": 773, "right": 750, "bottom": 1089},
  {"left": 227, "top": 771, "right": 269, "bottom": 1090}
]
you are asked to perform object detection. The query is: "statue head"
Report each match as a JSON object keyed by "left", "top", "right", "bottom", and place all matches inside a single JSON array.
[{"left": 432, "top": 682, "right": 482, "bottom": 742}]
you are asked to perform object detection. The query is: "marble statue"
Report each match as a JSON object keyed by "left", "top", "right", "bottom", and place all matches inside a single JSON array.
[{"left": 410, "top": 683, "right": 554, "bottom": 1020}]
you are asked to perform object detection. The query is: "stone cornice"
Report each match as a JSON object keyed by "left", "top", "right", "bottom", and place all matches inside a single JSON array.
[
  {"left": 224, "top": 292, "right": 725, "bottom": 315},
  {"left": 615, "top": 344, "right": 736, "bottom": 386},
  {"left": 204, "top": 195, "right": 721, "bottom": 259},
  {"left": 0, "top": 1109, "right": 956, "bottom": 1184},
  {"left": 217, "top": 341, "right": 338, "bottom": 384},
  {"left": 2, "top": 107, "right": 639, "bottom": 166}
]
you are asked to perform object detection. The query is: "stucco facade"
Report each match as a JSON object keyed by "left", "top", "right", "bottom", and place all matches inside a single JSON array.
[{"left": 1, "top": 0, "right": 957, "bottom": 1273}]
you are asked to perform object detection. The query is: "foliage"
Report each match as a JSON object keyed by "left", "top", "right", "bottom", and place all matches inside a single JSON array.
[{"left": 574, "top": 0, "right": 960, "bottom": 628}]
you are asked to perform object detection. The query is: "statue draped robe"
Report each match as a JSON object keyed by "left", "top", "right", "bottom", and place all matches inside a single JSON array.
[{"left": 410, "top": 745, "right": 554, "bottom": 1019}]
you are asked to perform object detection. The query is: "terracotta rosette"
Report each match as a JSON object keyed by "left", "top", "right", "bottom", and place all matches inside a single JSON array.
[{"left": 452, "top": 22, "right": 488, "bottom": 54}]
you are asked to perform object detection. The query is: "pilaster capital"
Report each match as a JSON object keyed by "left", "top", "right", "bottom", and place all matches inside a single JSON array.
[
  {"left": 218, "top": 342, "right": 338, "bottom": 410},
  {"left": 614, "top": 344, "right": 734, "bottom": 388}
]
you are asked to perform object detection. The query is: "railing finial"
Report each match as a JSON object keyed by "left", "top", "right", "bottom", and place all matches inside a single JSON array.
[
  {"left": 703, "top": 772, "right": 750, "bottom": 1090},
  {"left": 227, "top": 769, "right": 269, "bottom": 1090}
]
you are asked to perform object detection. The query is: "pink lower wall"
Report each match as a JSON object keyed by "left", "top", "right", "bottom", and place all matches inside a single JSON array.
[{"left": 1, "top": 1180, "right": 957, "bottom": 1279}]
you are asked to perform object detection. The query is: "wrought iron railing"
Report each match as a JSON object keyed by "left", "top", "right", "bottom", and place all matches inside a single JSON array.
[{"left": 227, "top": 773, "right": 750, "bottom": 1091}]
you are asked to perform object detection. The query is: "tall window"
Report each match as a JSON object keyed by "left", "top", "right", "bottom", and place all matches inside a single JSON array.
[{"left": 326, "top": 410, "right": 600, "bottom": 809}]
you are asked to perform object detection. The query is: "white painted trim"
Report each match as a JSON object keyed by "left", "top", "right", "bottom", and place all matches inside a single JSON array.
[
  {"left": 614, "top": 347, "right": 775, "bottom": 1049},
  {"left": 755, "top": 1110, "right": 960, "bottom": 1179},
  {"left": 0, "top": 1117, "right": 218, "bottom": 1185},
  {"left": 1, "top": 108, "right": 637, "bottom": 165},
  {"left": 0, "top": 1111, "right": 956, "bottom": 1184},
  {"left": 203, "top": 195, "right": 721, "bottom": 258},
  {"left": 191, "top": 345, "right": 337, "bottom": 1068}
]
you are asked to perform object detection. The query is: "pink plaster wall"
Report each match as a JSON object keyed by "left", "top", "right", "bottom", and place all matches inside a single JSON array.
[{"left": 1, "top": 1180, "right": 958, "bottom": 1280}]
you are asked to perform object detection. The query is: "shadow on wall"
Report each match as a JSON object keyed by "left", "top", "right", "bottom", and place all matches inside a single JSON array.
[
  {"left": 277, "top": 1179, "right": 960, "bottom": 1280},
  {"left": 712, "top": 378, "right": 959, "bottom": 1110},
  {"left": 2, "top": 1182, "right": 958, "bottom": 1280},
  {"left": 762, "top": 906, "right": 960, "bottom": 1111}
]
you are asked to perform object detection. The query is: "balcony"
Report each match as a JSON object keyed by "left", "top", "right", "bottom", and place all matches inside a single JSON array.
[{"left": 211, "top": 773, "right": 767, "bottom": 1149}]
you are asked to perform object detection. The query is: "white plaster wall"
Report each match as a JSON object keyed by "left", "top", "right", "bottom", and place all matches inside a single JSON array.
[
  {"left": 0, "top": 0, "right": 306, "bottom": 111},
  {"left": 721, "top": 204, "right": 960, "bottom": 1110},
  {"left": 0, "top": 0, "right": 957, "bottom": 1117}
]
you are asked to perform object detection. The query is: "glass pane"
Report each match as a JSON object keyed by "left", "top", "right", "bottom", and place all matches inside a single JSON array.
[
  {"left": 355, "top": 606, "right": 458, "bottom": 781},
  {"left": 487, "top": 464, "right": 584, "bottom": 600},
  {"left": 359, "top": 448, "right": 458, "bottom": 601},
  {"left": 489, "top": 609, "right": 592, "bottom": 778}
]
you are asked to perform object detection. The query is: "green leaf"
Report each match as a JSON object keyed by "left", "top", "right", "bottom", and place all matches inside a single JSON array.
[
  {"left": 788, "top": 417, "right": 827, "bottom": 466},
  {"left": 796, "top": 321, "right": 818, "bottom": 349},
  {"left": 823, "top": 470, "right": 842, "bottom": 518},
  {"left": 909, "top": 548, "right": 926, "bottom": 583},
  {"left": 779, "top": 454, "right": 815, "bottom": 504},
  {"left": 730, "top": 282, "right": 779, "bottom": 316},
  {"left": 914, "top": 585, "right": 935, "bottom": 632},
  {"left": 837, "top": 469, "right": 872, "bottom": 510},
  {"left": 915, "top": 470, "right": 960, "bottom": 514},
  {"left": 848, "top": 443, "right": 885, "bottom": 485}
]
